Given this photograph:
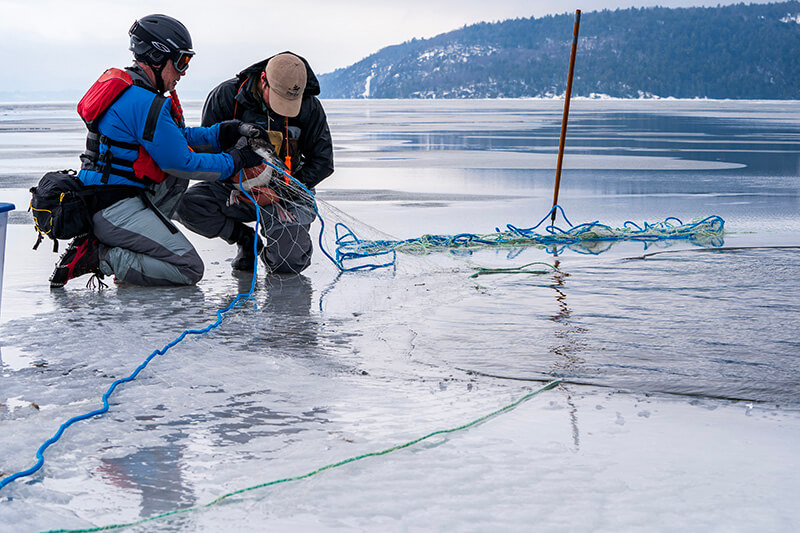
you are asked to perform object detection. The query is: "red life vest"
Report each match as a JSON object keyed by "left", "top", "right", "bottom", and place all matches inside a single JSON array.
[{"left": 77, "top": 68, "right": 183, "bottom": 185}]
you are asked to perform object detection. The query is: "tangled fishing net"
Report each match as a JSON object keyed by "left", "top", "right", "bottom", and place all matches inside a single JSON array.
[{"left": 330, "top": 208, "right": 725, "bottom": 271}]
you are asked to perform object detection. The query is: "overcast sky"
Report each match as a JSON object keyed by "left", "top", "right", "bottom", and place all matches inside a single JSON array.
[{"left": 0, "top": 0, "right": 782, "bottom": 99}]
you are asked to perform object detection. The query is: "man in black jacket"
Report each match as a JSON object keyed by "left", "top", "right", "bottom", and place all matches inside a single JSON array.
[{"left": 177, "top": 52, "right": 334, "bottom": 273}]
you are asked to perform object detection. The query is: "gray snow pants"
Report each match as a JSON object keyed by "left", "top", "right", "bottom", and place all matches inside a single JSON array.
[
  {"left": 93, "top": 176, "right": 204, "bottom": 286},
  {"left": 176, "top": 180, "right": 316, "bottom": 274}
]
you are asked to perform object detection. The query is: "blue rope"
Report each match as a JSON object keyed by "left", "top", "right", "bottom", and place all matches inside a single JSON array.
[{"left": 0, "top": 172, "right": 263, "bottom": 493}]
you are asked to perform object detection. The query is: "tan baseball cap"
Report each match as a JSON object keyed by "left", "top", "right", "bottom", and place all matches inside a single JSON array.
[{"left": 265, "top": 53, "right": 307, "bottom": 117}]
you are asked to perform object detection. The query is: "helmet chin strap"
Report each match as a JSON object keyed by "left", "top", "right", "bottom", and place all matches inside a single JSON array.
[
  {"left": 150, "top": 61, "right": 167, "bottom": 94},
  {"left": 135, "top": 57, "right": 168, "bottom": 94}
]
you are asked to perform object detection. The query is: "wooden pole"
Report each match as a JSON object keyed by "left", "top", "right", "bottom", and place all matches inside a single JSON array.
[{"left": 551, "top": 9, "right": 581, "bottom": 225}]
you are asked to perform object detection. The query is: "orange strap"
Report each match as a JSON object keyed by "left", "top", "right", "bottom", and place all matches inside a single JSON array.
[{"left": 284, "top": 117, "right": 292, "bottom": 183}]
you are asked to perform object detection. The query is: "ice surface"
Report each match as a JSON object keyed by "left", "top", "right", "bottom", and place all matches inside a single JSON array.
[{"left": 1, "top": 99, "right": 799, "bottom": 532}]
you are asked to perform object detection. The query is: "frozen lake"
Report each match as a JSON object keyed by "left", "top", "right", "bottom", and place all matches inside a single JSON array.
[{"left": 1, "top": 99, "right": 799, "bottom": 531}]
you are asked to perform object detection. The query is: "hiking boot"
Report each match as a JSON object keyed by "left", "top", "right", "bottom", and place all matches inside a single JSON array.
[
  {"left": 49, "top": 236, "right": 103, "bottom": 288},
  {"left": 231, "top": 231, "right": 264, "bottom": 271}
]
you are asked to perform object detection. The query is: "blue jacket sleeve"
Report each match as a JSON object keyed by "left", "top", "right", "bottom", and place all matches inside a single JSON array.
[
  {"left": 142, "top": 99, "right": 233, "bottom": 181},
  {"left": 184, "top": 122, "right": 222, "bottom": 153}
]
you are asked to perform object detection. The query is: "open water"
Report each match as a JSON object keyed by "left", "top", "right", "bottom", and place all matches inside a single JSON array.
[{"left": 0, "top": 99, "right": 799, "bottom": 531}]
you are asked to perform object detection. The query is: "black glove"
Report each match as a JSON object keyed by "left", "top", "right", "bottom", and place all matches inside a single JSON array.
[
  {"left": 238, "top": 122, "right": 269, "bottom": 139},
  {"left": 229, "top": 145, "right": 263, "bottom": 175},
  {"left": 218, "top": 119, "right": 243, "bottom": 150}
]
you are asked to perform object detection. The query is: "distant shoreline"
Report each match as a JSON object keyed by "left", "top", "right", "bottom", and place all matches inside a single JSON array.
[{"left": 3, "top": 97, "right": 800, "bottom": 106}]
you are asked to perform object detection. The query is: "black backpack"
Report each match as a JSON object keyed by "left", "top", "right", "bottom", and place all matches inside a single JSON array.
[{"left": 29, "top": 170, "right": 93, "bottom": 252}]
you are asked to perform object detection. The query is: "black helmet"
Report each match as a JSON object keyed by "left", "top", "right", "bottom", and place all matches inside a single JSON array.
[{"left": 129, "top": 14, "right": 194, "bottom": 72}]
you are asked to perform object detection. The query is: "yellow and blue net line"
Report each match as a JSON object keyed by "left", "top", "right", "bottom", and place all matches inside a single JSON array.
[{"left": 328, "top": 204, "right": 725, "bottom": 271}]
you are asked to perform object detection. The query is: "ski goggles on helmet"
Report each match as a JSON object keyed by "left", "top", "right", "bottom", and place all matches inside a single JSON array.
[{"left": 172, "top": 50, "right": 195, "bottom": 73}]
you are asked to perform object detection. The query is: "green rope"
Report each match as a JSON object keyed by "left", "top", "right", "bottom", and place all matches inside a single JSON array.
[{"left": 44, "top": 379, "right": 562, "bottom": 533}]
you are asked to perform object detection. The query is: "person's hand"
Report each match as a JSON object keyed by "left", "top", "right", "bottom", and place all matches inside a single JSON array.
[
  {"left": 218, "top": 119, "right": 243, "bottom": 150},
  {"left": 229, "top": 145, "right": 263, "bottom": 175},
  {"left": 220, "top": 121, "right": 268, "bottom": 151},
  {"left": 238, "top": 122, "right": 269, "bottom": 139}
]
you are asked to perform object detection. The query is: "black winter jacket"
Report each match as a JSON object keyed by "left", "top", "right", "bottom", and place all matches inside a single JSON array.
[{"left": 201, "top": 52, "right": 334, "bottom": 189}]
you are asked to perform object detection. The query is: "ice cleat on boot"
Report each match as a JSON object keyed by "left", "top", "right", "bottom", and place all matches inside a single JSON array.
[{"left": 49, "top": 235, "right": 104, "bottom": 288}]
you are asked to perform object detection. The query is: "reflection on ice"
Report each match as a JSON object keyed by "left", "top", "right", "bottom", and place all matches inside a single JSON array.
[{"left": 99, "top": 446, "right": 195, "bottom": 518}]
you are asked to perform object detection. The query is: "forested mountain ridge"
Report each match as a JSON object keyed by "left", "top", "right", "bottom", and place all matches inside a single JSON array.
[{"left": 318, "top": 2, "right": 800, "bottom": 99}]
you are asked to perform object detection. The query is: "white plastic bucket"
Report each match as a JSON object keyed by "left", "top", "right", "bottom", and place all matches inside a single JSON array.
[{"left": 0, "top": 203, "right": 14, "bottom": 316}]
